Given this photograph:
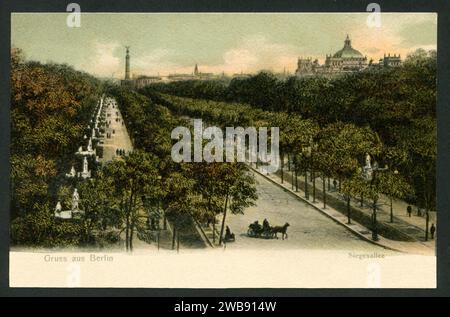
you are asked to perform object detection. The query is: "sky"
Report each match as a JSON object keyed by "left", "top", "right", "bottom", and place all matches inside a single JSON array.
[{"left": 11, "top": 13, "right": 437, "bottom": 78}]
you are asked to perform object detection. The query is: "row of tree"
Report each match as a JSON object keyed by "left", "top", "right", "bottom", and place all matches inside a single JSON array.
[
  {"left": 147, "top": 92, "right": 415, "bottom": 236},
  {"left": 108, "top": 86, "right": 258, "bottom": 249},
  {"left": 144, "top": 49, "right": 436, "bottom": 213},
  {"left": 10, "top": 48, "right": 104, "bottom": 246},
  {"left": 11, "top": 53, "right": 258, "bottom": 249}
]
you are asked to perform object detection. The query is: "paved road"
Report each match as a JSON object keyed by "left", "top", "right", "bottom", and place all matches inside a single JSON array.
[
  {"left": 98, "top": 99, "right": 133, "bottom": 163},
  {"left": 102, "top": 108, "right": 392, "bottom": 253},
  {"left": 225, "top": 172, "right": 395, "bottom": 253}
]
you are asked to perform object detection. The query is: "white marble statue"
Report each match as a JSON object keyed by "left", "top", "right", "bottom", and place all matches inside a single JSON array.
[
  {"left": 65, "top": 165, "right": 76, "bottom": 178},
  {"left": 83, "top": 157, "right": 88, "bottom": 173},
  {"left": 55, "top": 201, "right": 62, "bottom": 213},
  {"left": 72, "top": 188, "right": 80, "bottom": 211},
  {"left": 79, "top": 157, "right": 91, "bottom": 179},
  {"left": 365, "top": 153, "right": 371, "bottom": 169}
]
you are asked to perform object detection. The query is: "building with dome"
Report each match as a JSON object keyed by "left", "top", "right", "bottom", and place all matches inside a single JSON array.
[{"left": 296, "top": 35, "right": 400, "bottom": 77}]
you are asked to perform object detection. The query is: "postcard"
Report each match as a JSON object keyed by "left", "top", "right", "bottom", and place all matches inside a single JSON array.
[{"left": 8, "top": 10, "right": 437, "bottom": 288}]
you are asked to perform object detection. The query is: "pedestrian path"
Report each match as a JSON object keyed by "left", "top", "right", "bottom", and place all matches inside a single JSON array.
[
  {"left": 306, "top": 171, "right": 435, "bottom": 234},
  {"left": 254, "top": 166, "right": 435, "bottom": 255},
  {"left": 278, "top": 167, "right": 436, "bottom": 244},
  {"left": 98, "top": 101, "right": 133, "bottom": 163}
]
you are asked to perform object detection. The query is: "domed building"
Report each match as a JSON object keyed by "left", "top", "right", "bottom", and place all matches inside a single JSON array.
[
  {"left": 324, "top": 35, "right": 368, "bottom": 72},
  {"left": 295, "top": 35, "right": 389, "bottom": 77}
]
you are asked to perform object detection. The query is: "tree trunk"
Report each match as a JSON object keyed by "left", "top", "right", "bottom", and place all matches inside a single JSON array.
[
  {"left": 372, "top": 199, "right": 378, "bottom": 241},
  {"left": 280, "top": 152, "right": 284, "bottom": 183},
  {"left": 172, "top": 226, "right": 177, "bottom": 250},
  {"left": 291, "top": 167, "right": 294, "bottom": 190},
  {"left": 304, "top": 167, "right": 309, "bottom": 199},
  {"left": 125, "top": 213, "right": 130, "bottom": 251},
  {"left": 322, "top": 173, "right": 327, "bottom": 209},
  {"left": 219, "top": 193, "right": 229, "bottom": 245},
  {"left": 295, "top": 167, "right": 298, "bottom": 192},
  {"left": 159, "top": 200, "right": 167, "bottom": 230},
  {"left": 130, "top": 220, "right": 134, "bottom": 252},
  {"left": 157, "top": 230, "right": 160, "bottom": 250},
  {"left": 129, "top": 194, "right": 137, "bottom": 252},
  {"left": 124, "top": 188, "right": 135, "bottom": 252},
  {"left": 213, "top": 220, "right": 216, "bottom": 244},
  {"left": 389, "top": 197, "right": 394, "bottom": 223},
  {"left": 328, "top": 177, "right": 331, "bottom": 191},
  {"left": 347, "top": 196, "right": 351, "bottom": 224},
  {"left": 312, "top": 169, "right": 316, "bottom": 203}
]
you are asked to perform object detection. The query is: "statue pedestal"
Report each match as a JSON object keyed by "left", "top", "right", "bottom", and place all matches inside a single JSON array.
[
  {"left": 78, "top": 170, "right": 91, "bottom": 179},
  {"left": 55, "top": 209, "right": 85, "bottom": 220}
]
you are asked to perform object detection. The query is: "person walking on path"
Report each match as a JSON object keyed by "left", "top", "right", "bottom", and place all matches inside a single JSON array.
[
  {"left": 407, "top": 205, "right": 412, "bottom": 218},
  {"left": 430, "top": 224, "right": 436, "bottom": 239}
]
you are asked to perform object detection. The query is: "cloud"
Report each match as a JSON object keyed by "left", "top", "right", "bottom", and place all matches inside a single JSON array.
[
  {"left": 80, "top": 42, "right": 121, "bottom": 78},
  {"left": 399, "top": 19, "right": 437, "bottom": 47},
  {"left": 80, "top": 15, "right": 437, "bottom": 78},
  {"left": 341, "top": 14, "right": 437, "bottom": 62},
  {"left": 217, "top": 35, "right": 298, "bottom": 74},
  {"left": 120, "top": 35, "right": 301, "bottom": 76}
]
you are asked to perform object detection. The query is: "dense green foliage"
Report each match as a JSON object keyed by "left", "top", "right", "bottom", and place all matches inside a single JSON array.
[
  {"left": 9, "top": 46, "right": 436, "bottom": 247},
  {"left": 144, "top": 49, "right": 436, "bottom": 211},
  {"left": 107, "top": 86, "right": 258, "bottom": 250},
  {"left": 10, "top": 48, "right": 104, "bottom": 246}
]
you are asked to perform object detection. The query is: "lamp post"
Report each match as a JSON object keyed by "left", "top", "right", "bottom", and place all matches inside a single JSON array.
[{"left": 156, "top": 175, "right": 166, "bottom": 230}]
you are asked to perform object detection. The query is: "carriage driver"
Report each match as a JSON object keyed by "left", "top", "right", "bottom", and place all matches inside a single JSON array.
[{"left": 263, "top": 218, "right": 270, "bottom": 231}]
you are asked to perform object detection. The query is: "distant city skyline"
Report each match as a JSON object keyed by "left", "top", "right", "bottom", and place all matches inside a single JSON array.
[{"left": 12, "top": 13, "right": 437, "bottom": 78}]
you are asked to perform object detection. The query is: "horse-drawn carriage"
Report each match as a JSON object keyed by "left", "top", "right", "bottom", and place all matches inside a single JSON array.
[
  {"left": 247, "top": 222, "right": 273, "bottom": 239},
  {"left": 247, "top": 221, "right": 290, "bottom": 240}
]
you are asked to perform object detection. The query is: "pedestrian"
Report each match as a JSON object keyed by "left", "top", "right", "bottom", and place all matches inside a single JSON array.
[
  {"left": 430, "top": 223, "right": 436, "bottom": 239},
  {"left": 407, "top": 205, "right": 412, "bottom": 218},
  {"left": 333, "top": 179, "right": 337, "bottom": 190}
]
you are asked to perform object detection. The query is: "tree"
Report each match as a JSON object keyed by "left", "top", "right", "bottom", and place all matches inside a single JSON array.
[
  {"left": 318, "top": 123, "right": 382, "bottom": 222},
  {"left": 217, "top": 163, "right": 257, "bottom": 245},
  {"left": 105, "top": 150, "right": 160, "bottom": 252},
  {"left": 77, "top": 171, "right": 116, "bottom": 244}
]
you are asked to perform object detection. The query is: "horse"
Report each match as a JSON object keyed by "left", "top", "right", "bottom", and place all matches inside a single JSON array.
[{"left": 271, "top": 223, "right": 290, "bottom": 240}]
